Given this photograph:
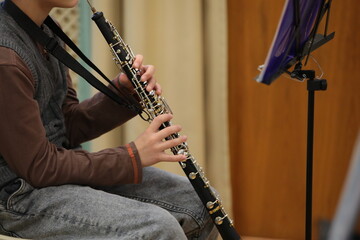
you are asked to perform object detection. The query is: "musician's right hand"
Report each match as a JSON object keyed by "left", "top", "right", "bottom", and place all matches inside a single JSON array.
[{"left": 134, "top": 114, "right": 187, "bottom": 167}]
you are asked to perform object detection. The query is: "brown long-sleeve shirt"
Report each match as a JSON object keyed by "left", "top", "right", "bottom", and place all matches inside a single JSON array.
[{"left": 0, "top": 46, "right": 142, "bottom": 188}]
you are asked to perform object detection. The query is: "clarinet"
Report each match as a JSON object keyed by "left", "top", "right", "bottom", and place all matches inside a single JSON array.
[{"left": 86, "top": 2, "right": 240, "bottom": 239}]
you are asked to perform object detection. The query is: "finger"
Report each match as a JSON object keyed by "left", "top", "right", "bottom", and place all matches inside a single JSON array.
[
  {"left": 149, "top": 114, "right": 173, "bottom": 131},
  {"left": 156, "top": 124, "right": 182, "bottom": 140},
  {"left": 132, "top": 54, "right": 144, "bottom": 69},
  {"left": 140, "top": 65, "right": 156, "bottom": 92},
  {"left": 159, "top": 152, "right": 187, "bottom": 162},
  {"left": 154, "top": 83, "right": 162, "bottom": 95},
  {"left": 160, "top": 135, "right": 188, "bottom": 150},
  {"left": 140, "top": 65, "right": 155, "bottom": 82},
  {"left": 145, "top": 77, "right": 157, "bottom": 92}
]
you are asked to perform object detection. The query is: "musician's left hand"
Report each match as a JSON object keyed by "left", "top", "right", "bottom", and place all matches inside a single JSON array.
[{"left": 117, "top": 54, "right": 162, "bottom": 95}]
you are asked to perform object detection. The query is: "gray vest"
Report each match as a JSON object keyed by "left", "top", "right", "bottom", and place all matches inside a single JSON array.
[{"left": 0, "top": 6, "right": 69, "bottom": 187}]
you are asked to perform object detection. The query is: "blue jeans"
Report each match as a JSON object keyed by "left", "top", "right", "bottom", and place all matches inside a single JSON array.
[{"left": 0, "top": 167, "right": 218, "bottom": 239}]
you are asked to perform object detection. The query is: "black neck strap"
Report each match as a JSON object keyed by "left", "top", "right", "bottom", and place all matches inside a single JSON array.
[{"left": 2, "top": 0, "right": 142, "bottom": 114}]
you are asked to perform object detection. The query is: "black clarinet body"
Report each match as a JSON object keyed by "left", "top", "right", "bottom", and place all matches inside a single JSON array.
[{"left": 88, "top": 4, "right": 240, "bottom": 240}]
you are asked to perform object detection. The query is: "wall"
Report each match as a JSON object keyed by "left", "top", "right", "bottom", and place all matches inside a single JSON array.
[{"left": 228, "top": 0, "right": 360, "bottom": 239}]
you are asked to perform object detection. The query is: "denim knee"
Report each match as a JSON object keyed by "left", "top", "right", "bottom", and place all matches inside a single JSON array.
[{"left": 141, "top": 209, "right": 187, "bottom": 240}]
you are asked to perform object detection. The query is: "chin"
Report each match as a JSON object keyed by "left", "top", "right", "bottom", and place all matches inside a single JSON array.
[
  {"left": 64, "top": 0, "right": 79, "bottom": 8},
  {"left": 55, "top": 0, "right": 79, "bottom": 8}
]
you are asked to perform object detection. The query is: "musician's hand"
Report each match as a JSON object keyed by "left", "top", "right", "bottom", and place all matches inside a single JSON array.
[
  {"left": 134, "top": 114, "right": 187, "bottom": 167},
  {"left": 118, "top": 54, "right": 162, "bottom": 95}
]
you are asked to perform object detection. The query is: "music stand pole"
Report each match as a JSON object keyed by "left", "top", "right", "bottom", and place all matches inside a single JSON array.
[{"left": 291, "top": 69, "right": 327, "bottom": 240}]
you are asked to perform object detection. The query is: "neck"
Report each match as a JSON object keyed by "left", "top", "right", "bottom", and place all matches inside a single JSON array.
[{"left": 11, "top": 0, "right": 52, "bottom": 26}]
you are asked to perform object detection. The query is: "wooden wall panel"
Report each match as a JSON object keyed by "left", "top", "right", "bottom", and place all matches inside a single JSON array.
[{"left": 228, "top": 0, "right": 360, "bottom": 239}]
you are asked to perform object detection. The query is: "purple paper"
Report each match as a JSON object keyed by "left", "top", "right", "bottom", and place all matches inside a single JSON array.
[{"left": 257, "top": 0, "right": 323, "bottom": 85}]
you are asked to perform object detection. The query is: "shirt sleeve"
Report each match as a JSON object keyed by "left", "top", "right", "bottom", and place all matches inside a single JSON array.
[
  {"left": 0, "top": 47, "right": 142, "bottom": 188},
  {"left": 62, "top": 68, "right": 139, "bottom": 147}
]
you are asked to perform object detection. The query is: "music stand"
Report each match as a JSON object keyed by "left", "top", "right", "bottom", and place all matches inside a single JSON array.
[{"left": 256, "top": 0, "right": 334, "bottom": 239}]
